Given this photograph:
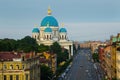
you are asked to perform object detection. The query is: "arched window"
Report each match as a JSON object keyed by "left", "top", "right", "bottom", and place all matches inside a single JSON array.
[
  {"left": 22, "top": 65, "right": 24, "bottom": 69},
  {"left": 16, "top": 65, "right": 19, "bottom": 69},
  {"left": 62, "top": 35, "right": 64, "bottom": 40},
  {"left": 10, "top": 65, "right": 13, "bottom": 69},
  {"left": 50, "top": 35, "right": 51, "bottom": 39},
  {"left": 65, "top": 35, "right": 67, "bottom": 39},
  {"left": 47, "top": 35, "right": 49, "bottom": 40}
]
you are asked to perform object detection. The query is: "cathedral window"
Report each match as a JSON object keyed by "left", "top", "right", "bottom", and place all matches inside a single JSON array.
[
  {"left": 50, "top": 35, "right": 51, "bottom": 39},
  {"left": 62, "top": 35, "right": 64, "bottom": 40},
  {"left": 60, "top": 35, "right": 62, "bottom": 39},
  {"left": 47, "top": 35, "right": 49, "bottom": 40}
]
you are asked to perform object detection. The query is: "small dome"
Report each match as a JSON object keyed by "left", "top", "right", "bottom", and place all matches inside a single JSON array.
[
  {"left": 44, "top": 27, "right": 52, "bottom": 32},
  {"left": 59, "top": 28, "right": 67, "bottom": 33},
  {"left": 32, "top": 28, "right": 39, "bottom": 33},
  {"left": 41, "top": 16, "right": 58, "bottom": 27}
]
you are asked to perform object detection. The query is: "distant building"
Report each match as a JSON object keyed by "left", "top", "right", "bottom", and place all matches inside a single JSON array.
[
  {"left": 80, "top": 41, "right": 91, "bottom": 49},
  {"left": 0, "top": 52, "right": 40, "bottom": 80},
  {"left": 32, "top": 7, "right": 73, "bottom": 58}
]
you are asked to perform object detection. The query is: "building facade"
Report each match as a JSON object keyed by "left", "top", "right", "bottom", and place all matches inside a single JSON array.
[
  {"left": 110, "top": 33, "right": 120, "bottom": 80},
  {"left": 32, "top": 7, "right": 73, "bottom": 58},
  {"left": 0, "top": 52, "right": 40, "bottom": 80}
]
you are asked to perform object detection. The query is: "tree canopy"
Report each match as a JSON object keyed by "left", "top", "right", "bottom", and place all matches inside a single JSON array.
[
  {"left": 50, "top": 42, "right": 69, "bottom": 65},
  {"left": 40, "top": 65, "right": 53, "bottom": 80},
  {"left": 0, "top": 36, "right": 38, "bottom": 52}
]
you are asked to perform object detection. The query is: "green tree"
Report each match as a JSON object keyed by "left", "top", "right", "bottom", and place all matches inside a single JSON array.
[
  {"left": 0, "top": 38, "right": 17, "bottom": 51},
  {"left": 92, "top": 53, "right": 99, "bottom": 62},
  {"left": 16, "top": 36, "right": 38, "bottom": 52},
  {"left": 50, "top": 42, "right": 62, "bottom": 53},
  {"left": 41, "top": 65, "right": 53, "bottom": 80},
  {"left": 37, "top": 44, "right": 49, "bottom": 53},
  {"left": 50, "top": 42, "right": 69, "bottom": 65}
]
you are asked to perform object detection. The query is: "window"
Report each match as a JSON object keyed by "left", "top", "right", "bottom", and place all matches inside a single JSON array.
[
  {"left": 26, "top": 74, "right": 28, "bottom": 80},
  {"left": 22, "top": 56, "right": 25, "bottom": 61},
  {"left": 47, "top": 35, "right": 49, "bottom": 40},
  {"left": 16, "top": 65, "right": 19, "bottom": 69},
  {"left": 4, "top": 75, "right": 6, "bottom": 80},
  {"left": 62, "top": 35, "right": 64, "bottom": 39},
  {"left": 10, "top": 65, "right": 13, "bottom": 69},
  {"left": 22, "top": 65, "right": 24, "bottom": 69},
  {"left": 50, "top": 35, "right": 51, "bottom": 39},
  {"left": 10, "top": 75, "right": 13, "bottom": 80},
  {"left": 3, "top": 65, "right": 7, "bottom": 70},
  {"left": 16, "top": 75, "right": 19, "bottom": 80}
]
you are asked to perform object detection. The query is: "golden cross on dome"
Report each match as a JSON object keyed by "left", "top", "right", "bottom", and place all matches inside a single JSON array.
[{"left": 48, "top": 6, "right": 52, "bottom": 15}]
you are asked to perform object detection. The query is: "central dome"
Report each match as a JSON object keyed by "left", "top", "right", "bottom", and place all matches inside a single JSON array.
[{"left": 41, "top": 16, "right": 58, "bottom": 27}]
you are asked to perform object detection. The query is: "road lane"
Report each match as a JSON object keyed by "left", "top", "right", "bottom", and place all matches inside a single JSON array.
[{"left": 64, "top": 49, "right": 98, "bottom": 80}]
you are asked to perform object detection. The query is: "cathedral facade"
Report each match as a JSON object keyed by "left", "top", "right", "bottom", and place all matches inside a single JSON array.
[{"left": 32, "top": 7, "right": 73, "bottom": 57}]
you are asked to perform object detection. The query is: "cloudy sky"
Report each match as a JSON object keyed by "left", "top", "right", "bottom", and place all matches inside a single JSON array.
[{"left": 0, "top": 0, "right": 120, "bottom": 41}]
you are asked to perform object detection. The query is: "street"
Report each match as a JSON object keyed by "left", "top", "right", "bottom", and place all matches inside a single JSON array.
[{"left": 63, "top": 49, "right": 99, "bottom": 80}]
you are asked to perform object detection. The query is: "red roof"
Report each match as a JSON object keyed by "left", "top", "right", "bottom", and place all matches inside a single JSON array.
[{"left": 0, "top": 52, "right": 21, "bottom": 61}]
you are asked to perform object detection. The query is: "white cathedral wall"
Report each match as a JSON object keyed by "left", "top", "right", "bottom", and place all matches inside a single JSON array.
[
  {"left": 51, "top": 27, "right": 59, "bottom": 38},
  {"left": 32, "top": 33, "right": 39, "bottom": 39}
]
